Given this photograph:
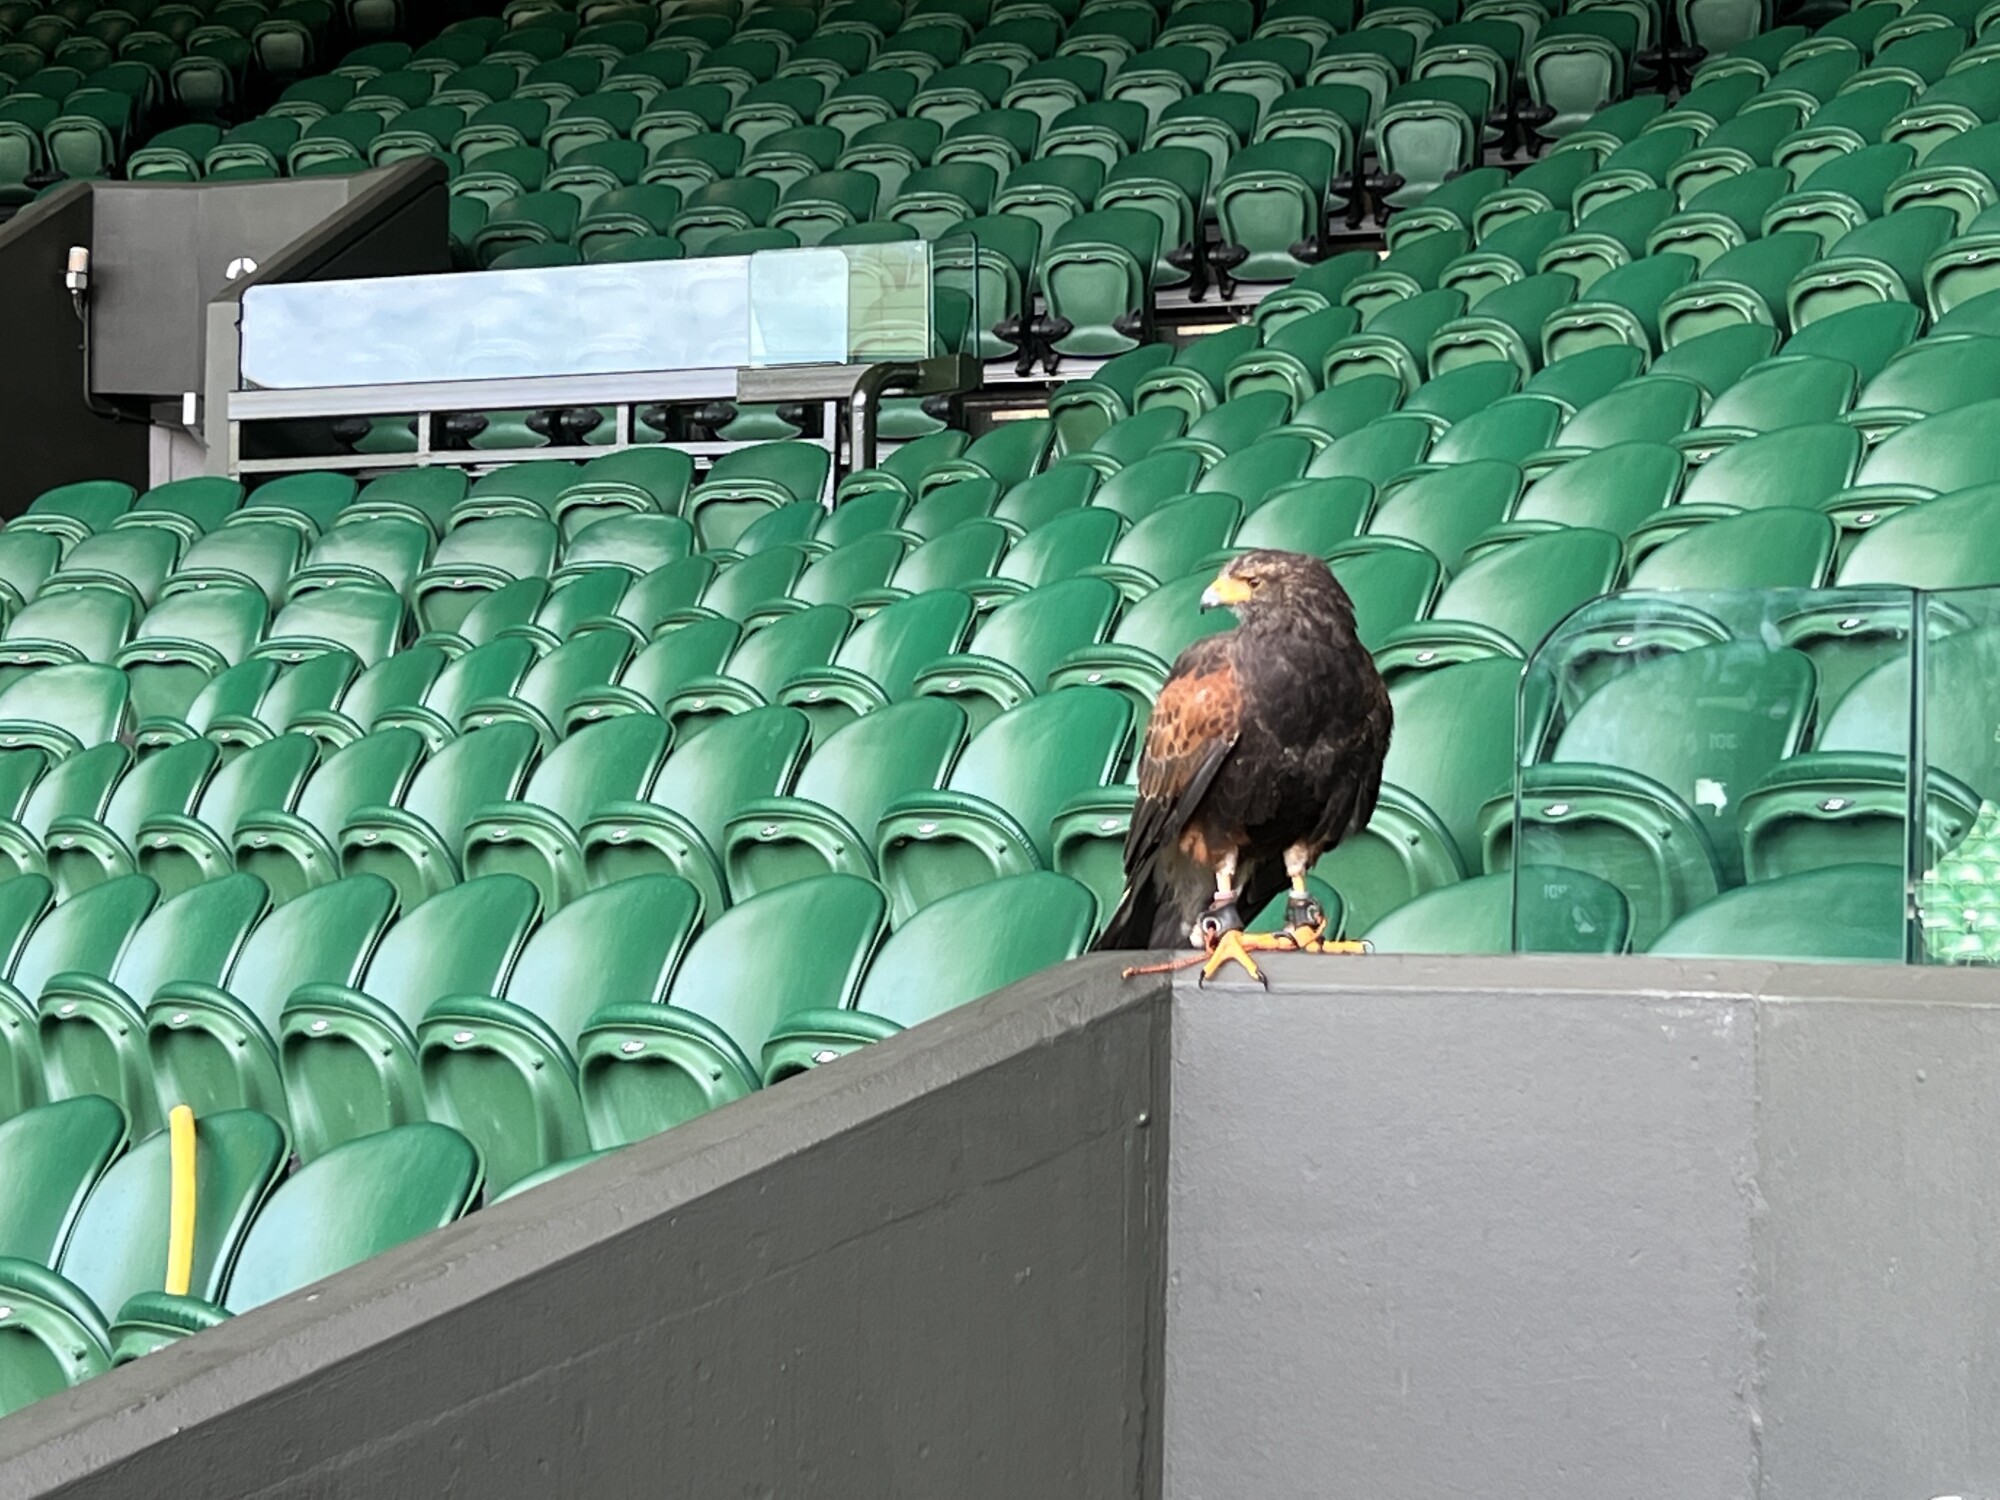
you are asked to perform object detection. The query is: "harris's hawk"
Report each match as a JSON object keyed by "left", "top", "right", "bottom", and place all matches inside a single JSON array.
[{"left": 1094, "top": 549, "right": 1392, "bottom": 984}]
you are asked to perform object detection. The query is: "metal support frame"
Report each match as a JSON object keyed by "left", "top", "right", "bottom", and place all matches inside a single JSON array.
[{"left": 224, "top": 356, "right": 982, "bottom": 483}]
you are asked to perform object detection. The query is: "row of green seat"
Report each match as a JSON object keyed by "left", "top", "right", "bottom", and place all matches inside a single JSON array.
[{"left": 0, "top": 1095, "right": 480, "bottom": 1415}]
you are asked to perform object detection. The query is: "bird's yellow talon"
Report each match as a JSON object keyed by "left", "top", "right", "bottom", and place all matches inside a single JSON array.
[{"left": 1199, "top": 929, "right": 1267, "bottom": 986}]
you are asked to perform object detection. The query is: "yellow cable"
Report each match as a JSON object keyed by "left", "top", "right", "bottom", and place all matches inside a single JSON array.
[{"left": 166, "top": 1104, "right": 195, "bottom": 1298}]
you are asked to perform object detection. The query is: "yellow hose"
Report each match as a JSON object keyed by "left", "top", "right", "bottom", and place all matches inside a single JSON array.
[{"left": 166, "top": 1104, "right": 195, "bottom": 1298}]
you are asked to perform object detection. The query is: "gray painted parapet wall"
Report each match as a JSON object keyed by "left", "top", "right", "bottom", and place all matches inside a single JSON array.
[
  {"left": 3, "top": 951, "right": 1995, "bottom": 1500},
  {"left": 0, "top": 956, "right": 1169, "bottom": 1500},
  {"left": 1166, "top": 953, "right": 2000, "bottom": 1500}
]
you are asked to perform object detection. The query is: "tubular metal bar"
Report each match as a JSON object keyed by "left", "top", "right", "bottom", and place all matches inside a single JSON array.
[{"left": 228, "top": 368, "right": 738, "bottom": 422}]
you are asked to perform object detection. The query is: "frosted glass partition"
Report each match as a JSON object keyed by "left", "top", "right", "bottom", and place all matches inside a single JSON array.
[
  {"left": 238, "top": 241, "right": 932, "bottom": 389},
  {"left": 1507, "top": 587, "right": 1921, "bottom": 963}
]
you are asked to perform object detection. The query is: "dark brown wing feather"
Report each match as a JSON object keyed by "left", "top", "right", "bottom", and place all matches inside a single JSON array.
[{"left": 1095, "top": 637, "right": 1243, "bottom": 949}]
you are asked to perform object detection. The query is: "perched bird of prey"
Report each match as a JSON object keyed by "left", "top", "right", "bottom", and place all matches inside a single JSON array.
[{"left": 1094, "top": 549, "right": 1392, "bottom": 985}]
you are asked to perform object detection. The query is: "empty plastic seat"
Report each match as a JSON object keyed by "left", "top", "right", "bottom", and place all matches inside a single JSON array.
[
  {"left": 1038, "top": 207, "right": 1161, "bottom": 357},
  {"left": 1786, "top": 206, "right": 1957, "bottom": 329},
  {"left": 0, "top": 1105, "right": 287, "bottom": 1413},
  {"left": 39, "top": 871, "right": 269, "bottom": 1138},
  {"left": 1312, "top": 656, "right": 1535, "bottom": 933},
  {"left": 145, "top": 874, "right": 396, "bottom": 1133},
  {"left": 134, "top": 733, "right": 319, "bottom": 900},
  {"left": 277, "top": 874, "right": 540, "bottom": 1159},
  {"left": 1648, "top": 864, "right": 1904, "bottom": 961},
  {"left": 574, "top": 873, "right": 886, "bottom": 1145},
  {"left": 763, "top": 871, "right": 1098, "bottom": 1079},
  {"left": 335, "top": 719, "right": 538, "bottom": 914},
  {"left": 1482, "top": 640, "right": 1816, "bottom": 945},
  {"left": 1364, "top": 866, "right": 1632, "bottom": 953},
  {"left": 876, "top": 685, "right": 1130, "bottom": 923},
  {"left": 0, "top": 1097, "right": 128, "bottom": 1267},
  {"left": 459, "top": 715, "right": 673, "bottom": 913},
  {"left": 1359, "top": 458, "right": 1519, "bottom": 572},
  {"left": 43, "top": 739, "right": 215, "bottom": 902},
  {"left": 108, "top": 1123, "right": 481, "bottom": 1356},
  {"left": 579, "top": 704, "right": 811, "bottom": 918},
  {"left": 231, "top": 728, "right": 425, "bottom": 905},
  {"left": 417, "top": 874, "right": 700, "bottom": 1194},
  {"left": 1375, "top": 528, "right": 1623, "bottom": 678}
]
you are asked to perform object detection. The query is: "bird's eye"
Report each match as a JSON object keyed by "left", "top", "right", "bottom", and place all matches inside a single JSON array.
[{"left": 1249, "top": 576, "right": 1263, "bottom": 590}]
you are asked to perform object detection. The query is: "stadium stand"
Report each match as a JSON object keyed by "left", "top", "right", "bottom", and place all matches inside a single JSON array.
[{"left": 4, "top": 0, "right": 2000, "bottom": 1425}]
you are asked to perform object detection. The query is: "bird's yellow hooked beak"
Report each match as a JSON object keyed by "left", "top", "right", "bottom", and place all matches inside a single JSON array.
[{"left": 1201, "top": 572, "right": 1253, "bottom": 611}]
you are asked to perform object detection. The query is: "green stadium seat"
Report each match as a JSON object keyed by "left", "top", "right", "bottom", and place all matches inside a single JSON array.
[
  {"left": 1358, "top": 459, "right": 1518, "bottom": 573},
  {"left": 1844, "top": 336, "right": 2000, "bottom": 444},
  {"left": 0, "top": 662, "right": 128, "bottom": 763},
  {"left": 370, "top": 638, "right": 533, "bottom": 751},
  {"left": 775, "top": 588, "right": 974, "bottom": 743},
  {"left": 0, "top": 533, "right": 60, "bottom": 620},
  {"left": 45, "top": 528, "right": 181, "bottom": 612},
  {"left": 1302, "top": 409, "right": 1437, "bottom": 484},
  {"left": 134, "top": 733, "right": 318, "bottom": 900},
  {"left": 334, "top": 718, "right": 537, "bottom": 913},
  {"left": 455, "top": 627, "right": 632, "bottom": 747},
  {"left": 15, "top": 481, "right": 135, "bottom": 555},
  {"left": 1772, "top": 84, "right": 1914, "bottom": 186},
  {"left": 416, "top": 874, "right": 700, "bottom": 1194},
  {"left": 657, "top": 603, "right": 839, "bottom": 731},
  {"left": 1365, "top": 866, "right": 1633, "bottom": 953},
  {"left": 719, "top": 696, "right": 966, "bottom": 899},
  {"left": 0, "top": 747, "right": 125, "bottom": 883},
  {"left": 279, "top": 870, "right": 540, "bottom": 1159},
  {"left": 1320, "top": 287, "right": 1466, "bottom": 394},
  {"left": 685, "top": 441, "right": 830, "bottom": 552},
  {"left": 1343, "top": 227, "right": 1471, "bottom": 319},
  {"left": 1375, "top": 527, "right": 1623, "bottom": 679},
  {"left": 1650, "top": 864, "right": 1904, "bottom": 960},
  {"left": 1319, "top": 657, "right": 1542, "bottom": 931},
  {"left": 0, "top": 1096, "right": 128, "bottom": 1267},
  {"left": 875, "top": 685, "right": 1128, "bottom": 922},
  {"left": 1212, "top": 137, "right": 1335, "bottom": 284},
  {"left": 227, "top": 726, "right": 422, "bottom": 904},
  {"left": 0, "top": 1105, "right": 287, "bottom": 1414},
  {"left": 1372, "top": 75, "right": 1491, "bottom": 212},
  {"left": 552, "top": 449, "right": 693, "bottom": 538},
  {"left": 1787, "top": 205, "right": 1957, "bottom": 329},
  {"left": 573, "top": 873, "right": 883, "bottom": 1146},
  {"left": 1755, "top": 611, "right": 2000, "bottom": 878},
  {"left": 114, "top": 585, "right": 266, "bottom": 726},
  {"left": 459, "top": 714, "right": 672, "bottom": 913},
  {"left": 1134, "top": 324, "right": 1261, "bottom": 419},
  {"left": 0, "top": 584, "right": 133, "bottom": 690},
  {"left": 579, "top": 704, "right": 811, "bottom": 916},
  {"left": 1036, "top": 206, "right": 1160, "bottom": 358},
  {"left": 1886, "top": 60, "right": 2000, "bottom": 160},
  {"left": 982, "top": 507, "right": 1124, "bottom": 596},
  {"left": 1483, "top": 640, "right": 1816, "bottom": 945},
  {"left": 109, "top": 1123, "right": 481, "bottom": 1358},
  {"left": 141, "top": 874, "right": 392, "bottom": 1139},
  {"left": 1431, "top": 271, "right": 1578, "bottom": 376},
  {"left": 1524, "top": 13, "right": 1636, "bottom": 142},
  {"left": 564, "top": 618, "right": 741, "bottom": 729},
  {"left": 38, "top": 871, "right": 268, "bottom": 1137},
  {"left": 764, "top": 871, "right": 1096, "bottom": 1079}
]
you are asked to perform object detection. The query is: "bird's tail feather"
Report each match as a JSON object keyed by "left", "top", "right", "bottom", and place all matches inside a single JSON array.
[{"left": 1092, "top": 876, "right": 1159, "bottom": 953}]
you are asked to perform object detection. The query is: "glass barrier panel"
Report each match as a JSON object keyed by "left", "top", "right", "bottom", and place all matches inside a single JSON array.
[
  {"left": 239, "top": 242, "right": 932, "bottom": 388},
  {"left": 1508, "top": 587, "right": 1919, "bottom": 964},
  {"left": 1913, "top": 585, "right": 2000, "bottom": 965}
]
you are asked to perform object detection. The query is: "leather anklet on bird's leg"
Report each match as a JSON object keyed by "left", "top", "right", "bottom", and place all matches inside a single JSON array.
[{"left": 1119, "top": 861, "right": 1371, "bottom": 984}]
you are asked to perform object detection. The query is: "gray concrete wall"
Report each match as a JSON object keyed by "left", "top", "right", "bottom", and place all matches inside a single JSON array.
[
  {"left": 0, "top": 187, "right": 149, "bottom": 509},
  {"left": 1164, "top": 954, "right": 2000, "bottom": 1500},
  {"left": 0, "top": 957, "right": 1169, "bottom": 1500}
]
